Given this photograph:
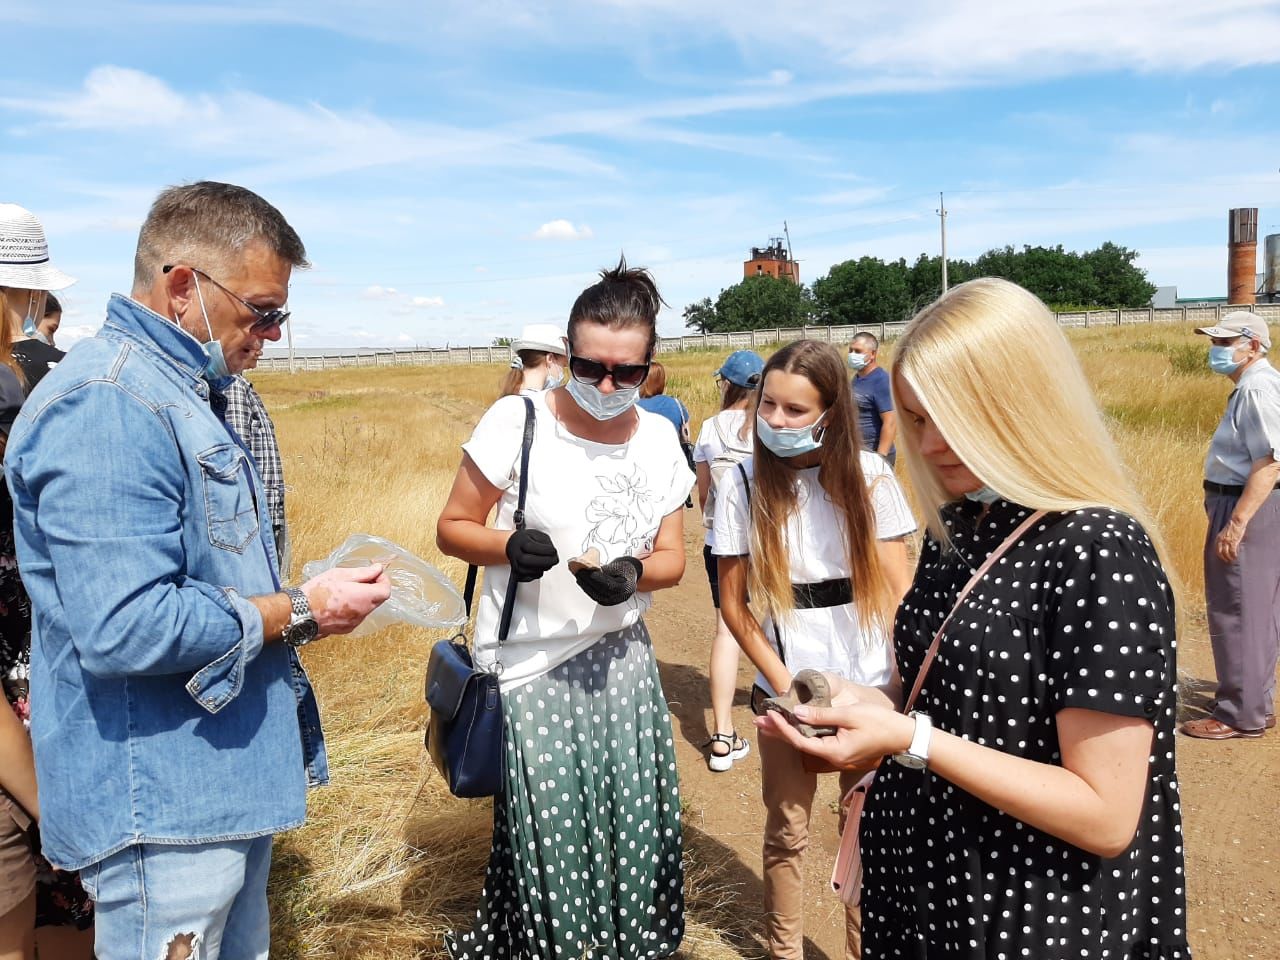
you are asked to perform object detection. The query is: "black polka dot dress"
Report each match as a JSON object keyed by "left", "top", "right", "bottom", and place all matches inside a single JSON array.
[{"left": 861, "top": 501, "right": 1191, "bottom": 960}]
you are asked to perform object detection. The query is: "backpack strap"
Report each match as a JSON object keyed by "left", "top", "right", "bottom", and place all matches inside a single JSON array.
[{"left": 736, "top": 461, "right": 751, "bottom": 503}]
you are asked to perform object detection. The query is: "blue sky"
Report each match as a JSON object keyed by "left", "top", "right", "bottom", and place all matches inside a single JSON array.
[{"left": 3, "top": 1, "right": 1279, "bottom": 348}]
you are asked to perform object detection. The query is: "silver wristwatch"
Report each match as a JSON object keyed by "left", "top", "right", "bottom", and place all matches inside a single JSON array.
[
  {"left": 281, "top": 586, "right": 319, "bottom": 648},
  {"left": 892, "top": 711, "right": 933, "bottom": 771}
]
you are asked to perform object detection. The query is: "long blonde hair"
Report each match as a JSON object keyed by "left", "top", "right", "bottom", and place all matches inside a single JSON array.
[
  {"left": 748, "top": 340, "right": 894, "bottom": 630},
  {"left": 893, "top": 277, "right": 1173, "bottom": 570}
]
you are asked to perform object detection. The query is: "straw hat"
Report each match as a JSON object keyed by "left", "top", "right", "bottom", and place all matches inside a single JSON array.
[
  {"left": 0, "top": 203, "right": 76, "bottom": 291},
  {"left": 511, "top": 323, "right": 566, "bottom": 355}
]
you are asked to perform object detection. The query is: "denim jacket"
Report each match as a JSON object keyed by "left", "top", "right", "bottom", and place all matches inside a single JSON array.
[{"left": 5, "top": 294, "right": 328, "bottom": 871}]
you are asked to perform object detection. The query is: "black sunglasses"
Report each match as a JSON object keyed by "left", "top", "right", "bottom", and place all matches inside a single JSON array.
[
  {"left": 567, "top": 348, "right": 651, "bottom": 390},
  {"left": 163, "top": 264, "right": 291, "bottom": 334}
]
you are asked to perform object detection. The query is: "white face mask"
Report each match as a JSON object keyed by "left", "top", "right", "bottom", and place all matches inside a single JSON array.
[{"left": 565, "top": 376, "right": 640, "bottom": 420}]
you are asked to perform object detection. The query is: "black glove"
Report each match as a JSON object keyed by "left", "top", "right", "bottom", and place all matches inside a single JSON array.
[
  {"left": 573, "top": 556, "right": 643, "bottom": 606},
  {"left": 505, "top": 529, "right": 559, "bottom": 582}
]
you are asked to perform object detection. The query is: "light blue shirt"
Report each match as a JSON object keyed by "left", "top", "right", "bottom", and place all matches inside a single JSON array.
[
  {"left": 5, "top": 294, "right": 328, "bottom": 870},
  {"left": 1204, "top": 358, "right": 1280, "bottom": 485}
]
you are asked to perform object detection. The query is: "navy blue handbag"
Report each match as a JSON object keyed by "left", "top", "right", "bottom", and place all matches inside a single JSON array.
[{"left": 425, "top": 397, "right": 534, "bottom": 798}]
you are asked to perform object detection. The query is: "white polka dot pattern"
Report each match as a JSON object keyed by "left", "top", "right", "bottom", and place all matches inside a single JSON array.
[
  {"left": 861, "top": 501, "right": 1191, "bottom": 960},
  {"left": 447, "top": 621, "right": 685, "bottom": 959}
]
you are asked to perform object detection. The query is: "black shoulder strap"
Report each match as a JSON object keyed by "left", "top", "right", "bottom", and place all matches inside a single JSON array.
[
  {"left": 464, "top": 396, "right": 536, "bottom": 650},
  {"left": 737, "top": 461, "right": 751, "bottom": 503}
]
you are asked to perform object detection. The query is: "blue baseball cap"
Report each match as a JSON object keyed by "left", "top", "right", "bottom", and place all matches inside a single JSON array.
[{"left": 716, "top": 350, "right": 764, "bottom": 388}]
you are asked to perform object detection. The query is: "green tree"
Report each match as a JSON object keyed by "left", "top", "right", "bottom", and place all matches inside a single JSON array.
[
  {"left": 1082, "top": 242, "right": 1157, "bottom": 308},
  {"left": 682, "top": 297, "right": 715, "bottom": 333},
  {"left": 697, "top": 275, "right": 812, "bottom": 332},
  {"left": 811, "top": 256, "right": 912, "bottom": 327}
]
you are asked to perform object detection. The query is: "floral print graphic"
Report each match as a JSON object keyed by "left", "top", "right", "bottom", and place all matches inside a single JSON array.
[{"left": 581, "top": 463, "right": 660, "bottom": 561}]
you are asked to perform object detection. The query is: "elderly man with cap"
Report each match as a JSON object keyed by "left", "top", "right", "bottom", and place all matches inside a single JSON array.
[
  {"left": 4, "top": 181, "right": 391, "bottom": 959},
  {"left": 1182, "top": 311, "right": 1280, "bottom": 740}
]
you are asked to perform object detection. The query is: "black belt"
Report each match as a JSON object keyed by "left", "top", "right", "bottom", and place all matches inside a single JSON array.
[
  {"left": 1204, "top": 479, "right": 1280, "bottom": 496},
  {"left": 792, "top": 578, "right": 852, "bottom": 609}
]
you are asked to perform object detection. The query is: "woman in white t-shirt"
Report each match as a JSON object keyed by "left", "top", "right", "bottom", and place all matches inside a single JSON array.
[
  {"left": 691, "top": 349, "right": 764, "bottom": 772},
  {"left": 437, "top": 259, "right": 694, "bottom": 960},
  {"left": 713, "top": 339, "right": 914, "bottom": 960},
  {"left": 497, "top": 322, "right": 567, "bottom": 398}
]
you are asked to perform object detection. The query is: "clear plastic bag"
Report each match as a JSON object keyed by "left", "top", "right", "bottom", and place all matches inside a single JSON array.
[{"left": 301, "top": 533, "right": 467, "bottom": 638}]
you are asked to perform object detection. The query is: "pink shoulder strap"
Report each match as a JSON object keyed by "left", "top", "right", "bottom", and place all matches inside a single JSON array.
[{"left": 903, "top": 509, "right": 1047, "bottom": 714}]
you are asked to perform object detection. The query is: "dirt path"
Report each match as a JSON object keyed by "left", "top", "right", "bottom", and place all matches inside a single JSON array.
[{"left": 647, "top": 514, "right": 1278, "bottom": 960}]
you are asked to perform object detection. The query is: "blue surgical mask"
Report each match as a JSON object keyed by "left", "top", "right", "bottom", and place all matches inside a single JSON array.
[
  {"left": 542, "top": 361, "right": 564, "bottom": 391},
  {"left": 756, "top": 411, "right": 826, "bottom": 458},
  {"left": 964, "top": 486, "right": 1001, "bottom": 504},
  {"left": 1208, "top": 344, "right": 1244, "bottom": 376},
  {"left": 847, "top": 352, "right": 869, "bottom": 371},
  {"left": 21, "top": 291, "right": 39, "bottom": 338},
  {"left": 192, "top": 275, "right": 231, "bottom": 381},
  {"left": 566, "top": 375, "right": 639, "bottom": 420}
]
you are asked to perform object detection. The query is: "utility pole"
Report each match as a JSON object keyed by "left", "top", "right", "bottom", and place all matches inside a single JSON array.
[
  {"left": 937, "top": 192, "right": 949, "bottom": 293},
  {"left": 287, "top": 314, "right": 296, "bottom": 373}
]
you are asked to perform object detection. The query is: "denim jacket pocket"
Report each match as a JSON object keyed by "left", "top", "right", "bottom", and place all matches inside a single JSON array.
[{"left": 197, "top": 442, "right": 260, "bottom": 553}]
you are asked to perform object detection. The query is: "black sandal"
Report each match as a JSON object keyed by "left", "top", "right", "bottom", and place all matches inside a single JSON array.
[{"left": 704, "top": 731, "right": 750, "bottom": 772}]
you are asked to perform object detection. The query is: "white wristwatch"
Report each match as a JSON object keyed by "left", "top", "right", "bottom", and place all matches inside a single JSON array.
[{"left": 892, "top": 711, "right": 933, "bottom": 770}]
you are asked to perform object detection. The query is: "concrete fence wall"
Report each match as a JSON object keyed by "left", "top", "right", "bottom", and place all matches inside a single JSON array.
[{"left": 258, "top": 303, "right": 1280, "bottom": 373}]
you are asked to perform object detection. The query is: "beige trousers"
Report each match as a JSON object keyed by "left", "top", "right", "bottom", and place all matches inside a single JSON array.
[{"left": 759, "top": 732, "right": 862, "bottom": 959}]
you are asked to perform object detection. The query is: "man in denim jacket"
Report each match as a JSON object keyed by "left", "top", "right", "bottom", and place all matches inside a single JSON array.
[{"left": 4, "top": 182, "right": 390, "bottom": 959}]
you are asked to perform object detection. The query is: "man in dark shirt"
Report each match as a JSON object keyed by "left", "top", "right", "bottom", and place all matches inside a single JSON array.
[{"left": 848, "top": 332, "right": 897, "bottom": 465}]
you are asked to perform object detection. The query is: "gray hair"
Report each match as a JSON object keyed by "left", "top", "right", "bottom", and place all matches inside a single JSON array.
[
  {"left": 852, "top": 331, "right": 879, "bottom": 351},
  {"left": 132, "top": 181, "right": 309, "bottom": 292}
]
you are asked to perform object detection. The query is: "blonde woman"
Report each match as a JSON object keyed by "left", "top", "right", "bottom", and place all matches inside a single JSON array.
[
  {"left": 714, "top": 340, "right": 914, "bottom": 958},
  {"left": 761, "top": 278, "right": 1190, "bottom": 960},
  {"left": 498, "top": 323, "right": 566, "bottom": 397}
]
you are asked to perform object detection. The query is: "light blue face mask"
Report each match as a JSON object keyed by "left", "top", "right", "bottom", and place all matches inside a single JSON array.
[
  {"left": 566, "top": 375, "right": 639, "bottom": 420},
  {"left": 756, "top": 411, "right": 826, "bottom": 458},
  {"left": 964, "top": 486, "right": 1001, "bottom": 504},
  {"left": 541, "top": 361, "right": 564, "bottom": 392},
  {"left": 1208, "top": 344, "right": 1245, "bottom": 376},
  {"left": 847, "top": 352, "right": 870, "bottom": 371},
  {"left": 20, "top": 291, "right": 40, "bottom": 339},
  {"left": 191, "top": 275, "right": 231, "bottom": 381}
]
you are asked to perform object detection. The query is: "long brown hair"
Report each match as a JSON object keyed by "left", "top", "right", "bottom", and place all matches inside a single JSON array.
[
  {"left": 640, "top": 361, "right": 667, "bottom": 398},
  {"left": 747, "top": 339, "right": 892, "bottom": 630},
  {"left": 498, "top": 349, "right": 552, "bottom": 398},
  {"left": 0, "top": 290, "right": 30, "bottom": 389}
]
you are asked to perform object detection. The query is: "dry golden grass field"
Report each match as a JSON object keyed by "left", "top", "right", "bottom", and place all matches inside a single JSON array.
[{"left": 253, "top": 324, "right": 1277, "bottom": 959}]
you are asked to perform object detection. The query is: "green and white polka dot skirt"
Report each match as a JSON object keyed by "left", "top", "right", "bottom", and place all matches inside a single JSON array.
[{"left": 447, "top": 621, "right": 685, "bottom": 959}]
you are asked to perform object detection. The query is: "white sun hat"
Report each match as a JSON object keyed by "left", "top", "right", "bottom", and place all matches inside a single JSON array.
[
  {"left": 0, "top": 203, "right": 76, "bottom": 291},
  {"left": 511, "top": 323, "right": 566, "bottom": 354}
]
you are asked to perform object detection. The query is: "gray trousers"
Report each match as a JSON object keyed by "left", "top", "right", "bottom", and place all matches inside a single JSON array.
[{"left": 1204, "top": 490, "right": 1280, "bottom": 730}]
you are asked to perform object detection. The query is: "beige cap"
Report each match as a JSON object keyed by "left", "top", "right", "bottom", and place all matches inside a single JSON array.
[{"left": 1195, "top": 311, "right": 1272, "bottom": 350}]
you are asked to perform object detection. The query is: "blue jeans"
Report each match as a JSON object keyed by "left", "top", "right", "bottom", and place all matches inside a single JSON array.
[{"left": 80, "top": 836, "right": 272, "bottom": 960}]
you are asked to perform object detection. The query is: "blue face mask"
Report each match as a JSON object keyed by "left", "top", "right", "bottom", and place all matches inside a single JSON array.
[
  {"left": 964, "top": 486, "right": 1001, "bottom": 504},
  {"left": 20, "top": 291, "right": 40, "bottom": 339},
  {"left": 847, "top": 352, "right": 870, "bottom": 371},
  {"left": 191, "top": 275, "right": 231, "bottom": 381},
  {"left": 756, "top": 411, "right": 826, "bottom": 458},
  {"left": 566, "top": 375, "right": 639, "bottom": 420},
  {"left": 1208, "top": 344, "right": 1245, "bottom": 376}
]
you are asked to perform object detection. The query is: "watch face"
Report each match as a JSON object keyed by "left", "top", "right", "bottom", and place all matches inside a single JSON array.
[
  {"left": 286, "top": 618, "right": 319, "bottom": 647},
  {"left": 893, "top": 752, "right": 927, "bottom": 771}
]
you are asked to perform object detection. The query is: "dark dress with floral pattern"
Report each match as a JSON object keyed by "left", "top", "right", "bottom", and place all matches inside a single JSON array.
[{"left": 0, "top": 479, "right": 92, "bottom": 930}]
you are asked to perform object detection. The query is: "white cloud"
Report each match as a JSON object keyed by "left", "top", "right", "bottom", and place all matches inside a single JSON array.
[
  {"left": 533, "top": 219, "right": 594, "bottom": 241},
  {"left": 362, "top": 285, "right": 399, "bottom": 299},
  {"left": 410, "top": 295, "right": 445, "bottom": 308}
]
